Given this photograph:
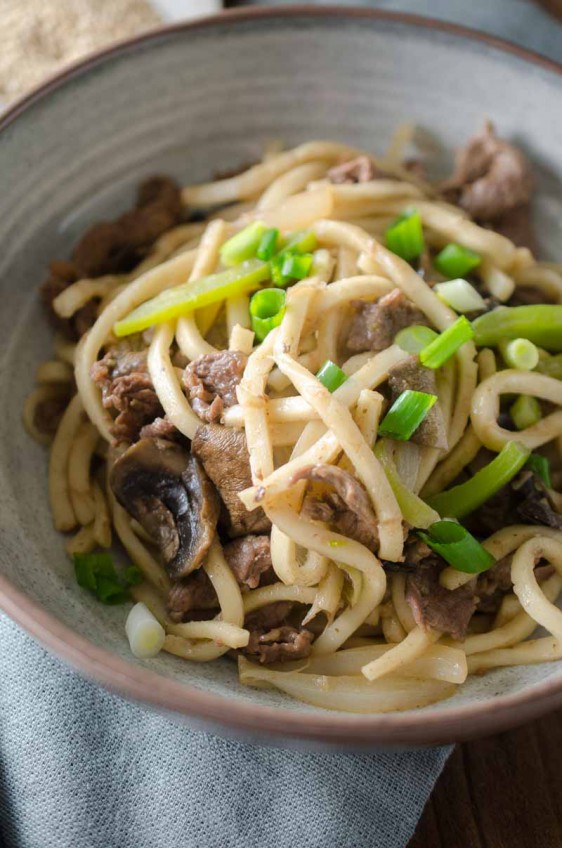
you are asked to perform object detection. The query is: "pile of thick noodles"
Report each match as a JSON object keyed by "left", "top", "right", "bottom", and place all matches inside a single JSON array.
[{"left": 24, "top": 126, "right": 562, "bottom": 713}]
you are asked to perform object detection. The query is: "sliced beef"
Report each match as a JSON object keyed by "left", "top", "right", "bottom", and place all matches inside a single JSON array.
[
  {"left": 191, "top": 424, "right": 271, "bottom": 537},
  {"left": 243, "top": 626, "right": 313, "bottom": 664},
  {"left": 509, "top": 285, "right": 557, "bottom": 307},
  {"left": 110, "top": 438, "right": 219, "bottom": 580},
  {"left": 467, "top": 469, "right": 562, "bottom": 537},
  {"left": 405, "top": 542, "right": 476, "bottom": 640},
  {"left": 40, "top": 259, "right": 96, "bottom": 339},
  {"left": 242, "top": 602, "right": 313, "bottom": 664},
  {"left": 476, "top": 553, "right": 554, "bottom": 613},
  {"left": 223, "top": 535, "right": 274, "bottom": 590},
  {"left": 442, "top": 122, "right": 533, "bottom": 226},
  {"left": 388, "top": 356, "right": 448, "bottom": 450},
  {"left": 346, "top": 289, "right": 428, "bottom": 354},
  {"left": 328, "top": 155, "right": 378, "bottom": 184},
  {"left": 91, "top": 347, "right": 163, "bottom": 443},
  {"left": 513, "top": 471, "right": 562, "bottom": 529},
  {"left": 493, "top": 204, "right": 536, "bottom": 252},
  {"left": 183, "top": 350, "right": 247, "bottom": 424},
  {"left": 139, "top": 416, "right": 181, "bottom": 442},
  {"left": 73, "top": 176, "right": 183, "bottom": 278},
  {"left": 167, "top": 569, "right": 218, "bottom": 623},
  {"left": 295, "top": 464, "right": 379, "bottom": 551}
]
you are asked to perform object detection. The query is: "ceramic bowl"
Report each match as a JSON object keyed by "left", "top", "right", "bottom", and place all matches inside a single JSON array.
[{"left": 1, "top": 7, "right": 561, "bottom": 749}]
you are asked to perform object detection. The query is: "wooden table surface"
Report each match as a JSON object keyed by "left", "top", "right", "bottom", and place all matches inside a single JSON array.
[{"left": 409, "top": 709, "right": 562, "bottom": 847}]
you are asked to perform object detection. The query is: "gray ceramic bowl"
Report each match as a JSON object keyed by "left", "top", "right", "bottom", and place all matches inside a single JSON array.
[{"left": 1, "top": 7, "right": 561, "bottom": 749}]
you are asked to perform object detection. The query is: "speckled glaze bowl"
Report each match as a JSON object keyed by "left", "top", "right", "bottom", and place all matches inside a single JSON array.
[{"left": 1, "top": 7, "right": 561, "bottom": 749}]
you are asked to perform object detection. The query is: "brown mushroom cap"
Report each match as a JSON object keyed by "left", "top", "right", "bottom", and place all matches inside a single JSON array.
[{"left": 109, "top": 438, "right": 219, "bottom": 579}]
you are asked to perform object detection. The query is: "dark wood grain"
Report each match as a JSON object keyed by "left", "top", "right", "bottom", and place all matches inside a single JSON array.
[{"left": 409, "top": 710, "right": 562, "bottom": 848}]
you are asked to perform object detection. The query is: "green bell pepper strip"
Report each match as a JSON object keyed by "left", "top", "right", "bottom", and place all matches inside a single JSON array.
[
  {"left": 472, "top": 305, "right": 562, "bottom": 352},
  {"left": 114, "top": 259, "right": 270, "bottom": 337}
]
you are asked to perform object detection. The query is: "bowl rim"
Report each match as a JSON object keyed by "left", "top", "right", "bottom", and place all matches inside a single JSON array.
[{"left": 1, "top": 5, "right": 562, "bottom": 747}]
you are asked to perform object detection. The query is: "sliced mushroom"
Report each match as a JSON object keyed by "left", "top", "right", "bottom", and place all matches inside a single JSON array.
[{"left": 109, "top": 438, "right": 219, "bottom": 579}]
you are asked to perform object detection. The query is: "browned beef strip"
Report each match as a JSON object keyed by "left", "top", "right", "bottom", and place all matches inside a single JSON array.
[
  {"left": 223, "top": 535, "right": 274, "bottom": 590},
  {"left": 346, "top": 289, "right": 428, "bottom": 354},
  {"left": 295, "top": 464, "right": 379, "bottom": 551},
  {"left": 442, "top": 122, "right": 533, "bottom": 224},
  {"left": 405, "top": 546, "right": 477, "bottom": 640},
  {"left": 493, "top": 204, "right": 536, "bottom": 252},
  {"left": 466, "top": 470, "right": 562, "bottom": 537},
  {"left": 40, "top": 259, "right": 97, "bottom": 339},
  {"left": 509, "top": 285, "right": 558, "bottom": 306},
  {"left": 388, "top": 356, "right": 448, "bottom": 450},
  {"left": 91, "top": 348, "right": 163, "bottom": 444},
  {"left": 73, "top": 176, "right": 183, "bottom": 277},
  {"left": 191, "top": 424, "right": 271, "bottom": 537},
  {"left": 139, "top": 417, "right": 181, "bottom": 442},
  {"left": 243, "top": 626, "right": 313, "bottom": 664},
  {"left": 328, "top": 155, "right": 378, "bottom": 184},
  {"left": 167, "top": 535, "right": 273, "bottom": 623},
  {"left": 183, "top": 351, "right": 247, "bottom": 424},
  {"left": 476, "top": 554, "right": 554, "bottom": 613},
  {"left": 167, "top": 569, "right": 218, "bottom": 623},
  {"left": 33, "top": 394, "right": 72, "bottom": 437},
  {"left": 242, "top": 603, "right": 313, "bottom": 664}
]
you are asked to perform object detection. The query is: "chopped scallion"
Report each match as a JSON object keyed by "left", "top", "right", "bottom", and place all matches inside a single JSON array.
[
  {"left": 510, "top": 395, "right": 542, "bottom": 430},
  {"left": 526, "top": 453, "right": 552, "bottom": 488},
  {"left": 418, "top": 520, "right": 495, "bottom": 574},
  {"left": 250, "top": 288, "right": 286, "bottom": 342},
  {"left": 434, "top": 279, "right": 486, "bottom": 313},
  {"left": 316, "top": 360, "right": 348, "bottom": 393},
  {"left": 256, "top": 227, "right": 279, "bottom": 261},
  {"left": 536, "top": 353, "right": 562, "bottom": 380},
  {"left": 385, "top": 208, "right": 424, "bottom": 262},
  {"left": 281, "top": 252, "right": 313, "bottom": 281},
  {"left": 395, "top": 325, "right": 438, "bottom": 354},
  {"left": 378, "top": 390, "right": 437, "bottom": 441},
  {"left": 219, "top": 221, "right": 268, "bottom": 267},
  {"left": 434, "top": 243, "right": 481, "bottom": 279},
  {"left": 419, "top": 315, "right": 474, "bottom": 369},
  {"left": 125, "top": 602, "right": 165, "bottom": 659},
  {"left": 427, "top": 441, "right": 531, "bottom": 518},
  {"left": 282, "top": 230, "right": 317, "bottom": 255},
  {"left": 499, "top": 337, "right": 540, "bottom": 371}
]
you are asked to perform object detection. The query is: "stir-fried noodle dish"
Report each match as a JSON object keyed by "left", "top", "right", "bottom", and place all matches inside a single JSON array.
[{"left": 25, "top": 124, "right": 562, "bottom": 713}]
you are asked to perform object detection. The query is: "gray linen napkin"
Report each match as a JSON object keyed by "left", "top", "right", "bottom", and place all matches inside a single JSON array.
[{"left": 0, "top": 614, "right": 449, "bottom": 848}]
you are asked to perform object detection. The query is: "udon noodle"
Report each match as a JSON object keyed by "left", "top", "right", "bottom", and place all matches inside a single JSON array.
[{"left": 25, "top": 125, "right": 562, "bottom": 713}]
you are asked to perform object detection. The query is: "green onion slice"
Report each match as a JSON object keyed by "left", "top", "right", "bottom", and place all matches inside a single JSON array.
[
  {"left": 316, "top": 360, "right": 348, "bottom": 393},
  {"left": 427, "top": 440, "right": 531, "bottom": 518},
  {"left": 250, "top": 288, "right": 286, "bottom": 343},
  {"left": 419, "top": 315, "right": 474, "bottom": 369},
  {"left": 434, "top": 243, "right": 482, "bottom": 279},
  {"left": 385, "top": 208, "right": 425, "bottom": 262},
  {"left": 499, "top": 337, "right": 540, "bottom": 371},
  {"left": 510, "top": 395, "right": 542, "bottom": 431},
  {"left": 281, "top": 252, "right": 313, "bottom": 281},
  {"left": 283, "top": 229, "right": 317, "bottom": 255},
  {"left": 418, "top": 520, "right": 495, "bottom": 574},
  {"left": 526, "top": 453, "right": 552, "bottom": 488},
  {"left": 434, "top": 279, "right": 486, "bottom": 313},
  {"left": 536, "top": 353, "right": 562, "bottom": 380},
  {"left": 256, "top": 227, "right": 280, "bottom": 261},
  {"left": 378, "top": 390, "right": 437, "bottom": 441},
  {"left": 114, "top": 259, "right": 270, "bottom": 337},
  {"left": 220, "top": 221, "right": 268, "bottom": 267},
  {"left": 395, "top": 325, "right": 438, "bottom": 354},
  {"left": 375, "top": 441, "right": 440, "bottom": 529},
  {"left": 472, "top": 305, "right": 562, "bottom": 353}
]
